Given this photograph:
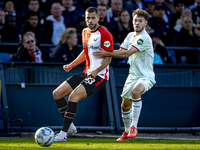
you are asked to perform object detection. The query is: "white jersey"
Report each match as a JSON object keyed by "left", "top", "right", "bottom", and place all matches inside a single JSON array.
[
  {"left": 120, "top": 29, "right": 156, "bottom": 84},
  {"left": 82, "top": 26, "right": 113, "bottom": 80}
]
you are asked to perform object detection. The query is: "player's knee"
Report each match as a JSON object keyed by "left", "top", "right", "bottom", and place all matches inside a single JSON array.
[
  {"left": 132, "top": 90, "right": 141, "bottom": 98},
  {"left": 68, "top": 91, "right": 78, "bottom": 103},
  {"left": 52, "top": 90, "right": 60, "bottom": 100},
  {"left": 121, "top": 104, "right": 131, "bottom": 111}
]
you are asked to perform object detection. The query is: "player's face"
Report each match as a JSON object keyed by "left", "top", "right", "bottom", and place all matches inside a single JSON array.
[
  {"left": 85, "top": 12, "right": 99, "bottom": 31},
  {"left": 132, "top": 15, "right": 147, "bottom": 33}
]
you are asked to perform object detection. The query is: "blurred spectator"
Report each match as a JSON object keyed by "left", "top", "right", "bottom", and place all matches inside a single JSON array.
[
  {"left": 20, "top": 11, "right": 45, "bottom": 43},
  {"left": 98, "top": 0, "right": 109, "bottom": 6},
  {"left": 51, "top": 28, "right": 82, "bottom": 62},
  {"left": 113, "top": 8, "right": 133, "bottom": 44},
  {"left": 150, "top": 29, "right": 173, "bottom": 64},
  {"left": 126, "top": 0, "right": 145, "bottom": 15},
  {"left": 43, "top": 2, "right": 71, "bottom": 45},
  {"left": 73, "top": 0, "right": 96, "bottom": 15},
  {"left": 76, "top": 14, "right": 87, "bottom": 44},
  {"left": 192, "top": 0, "right": 200, "bottom": 23},
  {"left": 107, "top": 0, "right": 123, "bottom": 27},
  {"left": 148, "top": 4, "right": 174, "bottom": 46},
  {"left": 164, "top": 0, "right": 176, "bottom": 14},
  {"left": 173, "top": 0, "right": 185, "bottom": 23},
  {"left": 154, "top": 0, "right": 174, "bottom": 24},
  {"left": 61, "top": 0, "right": 81, "bottom": 28},
  {"left": 145, "top": 24, "right": 151, "bottom": 34},
  {"left": 3, "top": 0, "right": 16, "bottom": 16},
  {"left": 97, "top": 4, "right": 113, "bottom": 32},
  {"left": 13, "top": 32, "right": 50, "bottom": 62},
  {"left": 40, "top": 0, "right": 55, "bottom": 17},
  {"left": 0, "top": 15, "right": 19, "bottom": 43},
  {"left": 0, "top": 9, "right": 6, "bottom": 29},
  {"left": 12, "top": 0, "right": 28, "bottom": 18},
  {"left": 174, "top": 7, "right": 193, "bottom": 32},
  {"left": 25, "top": 0, "right": 46, "bottom": 26},
  {"left": 144, "top": 1, "right": 155, "bottom": 19},
  {"left": 188, "top": 0, "right": 198, "bottom": 10},
  {"left": 173, "top": 17, "right": 198, "bottom": 64},
  {"left": 191, "top": 20, "right": 200, "bottom": 47}
]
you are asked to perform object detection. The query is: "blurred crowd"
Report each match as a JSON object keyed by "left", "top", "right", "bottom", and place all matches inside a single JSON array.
[{"left": 0, "top": 0, "right": 199, "bottom": 64}]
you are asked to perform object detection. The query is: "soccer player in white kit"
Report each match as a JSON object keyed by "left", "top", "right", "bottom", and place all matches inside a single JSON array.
[{"left": 93, "top": 8, "right": 156, "bottom": 141}]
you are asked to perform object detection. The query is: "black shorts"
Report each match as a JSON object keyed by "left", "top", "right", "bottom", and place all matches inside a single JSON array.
[{"left": 66, "top": 72, "right": 107, "bottom": 97}]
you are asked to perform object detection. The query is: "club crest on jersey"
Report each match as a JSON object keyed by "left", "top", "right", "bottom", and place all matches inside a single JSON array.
[
  {"left": 104, "top": 41, "right": 111, "bottom": 48},
  {"left": 94, "top": 37, "right": 98, "bottom": 41},
  {"left": 137, "top": 39, "right": 143, "bottom": 45}
]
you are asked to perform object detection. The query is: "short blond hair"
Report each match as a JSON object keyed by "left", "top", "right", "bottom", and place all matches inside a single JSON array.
[{"left": 59, "top": 28, "right": 77, "bottom": 44}]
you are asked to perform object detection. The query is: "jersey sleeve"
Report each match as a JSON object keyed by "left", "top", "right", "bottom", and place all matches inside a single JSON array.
[
  {"left": 132, "top": 36, "right": 151, "bottom": 52},
  {"left": 120, "top": 33, "right": 131, "bottom": 50},
  {"left": 101, "top": 30, "right": 113, "bottom": 52}
]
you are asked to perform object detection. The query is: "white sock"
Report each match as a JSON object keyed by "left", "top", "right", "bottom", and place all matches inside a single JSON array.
[
  {"left": 131, "top": 99, "right": 142, "bottom": 129},
  {"left": 122, "top": 109, "right": 132, "bottom": 133}
]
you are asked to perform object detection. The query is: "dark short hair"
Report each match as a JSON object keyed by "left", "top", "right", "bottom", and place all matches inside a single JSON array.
[
  {"left": 132, "top": 8, "right": 149, "bottom": 21},
  {"left": 97, "top": 4, "right": 108, "bottom": 9},
  {"left": 85, "top": 7, "right": 98, "bottom": 14},
  {"left": 25, "top": 11, "right": 39, "bottom": 19},
  {"left": 28, "top": 0, "right": 39, "bottom": 5},
  {"left": 173, "top": 0, "right": 185, "bottom": 7}
]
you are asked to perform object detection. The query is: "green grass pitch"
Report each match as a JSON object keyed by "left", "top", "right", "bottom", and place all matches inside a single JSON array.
[{"left": 0, "top": 137, "right": 200, "bottom": 150}]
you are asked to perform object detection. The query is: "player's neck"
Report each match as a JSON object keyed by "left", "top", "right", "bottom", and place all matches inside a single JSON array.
[{"left": 90, "top": 24, "right": 100, "bottom": 32}]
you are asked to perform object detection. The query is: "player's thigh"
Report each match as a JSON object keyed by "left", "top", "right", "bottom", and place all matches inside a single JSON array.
[
  {"left": 121, "top": 97, "right": 132, "bottom": 111},
  {"left": 131, "top": 82, "right": 145, "bottom": 98},
  {"left": 53, "top": 81, "right": 73, "bottom": 99},
  {"left": 68, "top": 84, "right": 87, "bottom": 103}
]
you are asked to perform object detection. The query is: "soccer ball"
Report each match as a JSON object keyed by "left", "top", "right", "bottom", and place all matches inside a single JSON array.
[{"left": 35, "top": 127, "right": 55, "bottom": 147}]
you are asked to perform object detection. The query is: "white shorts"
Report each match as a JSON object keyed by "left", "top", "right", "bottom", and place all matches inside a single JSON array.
[{"left": 121, "top": 74, "right": 155, "bottom": 100}]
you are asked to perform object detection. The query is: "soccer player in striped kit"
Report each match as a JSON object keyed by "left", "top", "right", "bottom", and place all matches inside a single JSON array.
[
  {"left": 93, "top": 8, "right": 156, "bottom": 141},
  {"left": 53, "top": 7, "right": 113, "bottom": 141}
]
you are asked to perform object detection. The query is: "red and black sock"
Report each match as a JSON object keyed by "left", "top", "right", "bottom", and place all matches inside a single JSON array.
[
  {"left": 55, "top": 98, "right": 68, "bottom": 118},
  {"left": 62, "top": 101, "right": 77, "bottom": 132}
]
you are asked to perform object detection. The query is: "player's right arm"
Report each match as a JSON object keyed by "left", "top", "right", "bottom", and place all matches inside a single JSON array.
[
  {"left": 63, "top": 50, "right": 86, "bottom": 72},
  {"left": 94, "top": 46, "right": 138, "bottom": 59}
]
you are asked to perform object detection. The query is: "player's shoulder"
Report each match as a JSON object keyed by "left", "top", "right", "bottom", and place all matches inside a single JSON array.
[
  {"left": 138, "top": 30, "right": 152, "bottom": 42},
  {"left": 98, "top": 26, "right": 113, "bottom": 37},
  {"left": 82, "top": 27, "right": 90, "bottom": 33}
]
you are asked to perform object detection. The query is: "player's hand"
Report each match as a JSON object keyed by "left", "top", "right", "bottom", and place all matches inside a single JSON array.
[
  {"left": 87, "top": 70, "right": 98, "bottom": 79},
  {"left": 93, "top": 47, "right": 107, "bottom": 58},
  {"left": 63, "top": 64, "right": 73, "bottom": 72}
]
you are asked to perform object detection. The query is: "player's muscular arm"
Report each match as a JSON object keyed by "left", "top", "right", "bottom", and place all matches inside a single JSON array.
[
  {"left": 63, "top": 50, "right": 86, "bottom": 72},
  {"left": 94, "top": 46, "right": 138, "bottom": 58},
  {"left": 88, "top": 57, "right": 112, "bottom": 79}
]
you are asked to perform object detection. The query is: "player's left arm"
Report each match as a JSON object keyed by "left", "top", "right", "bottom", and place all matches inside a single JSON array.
[
  {"left": 88, "top": 30, "right": 113, "bottom": 79},
  {"left": 88, "top": 56, "right": 112, "bottom": 79}
]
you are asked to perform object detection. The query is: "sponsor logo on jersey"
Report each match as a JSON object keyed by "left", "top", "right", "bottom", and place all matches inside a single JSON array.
[
  {"left": 137, "top": 39, "right": 143, "bottom": 45},
  {"left": 83, "top": 44, "right": 99, "bottom": 50},
  {"left": 104, "top": 41, "right": 111, "bottom": 48}
]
